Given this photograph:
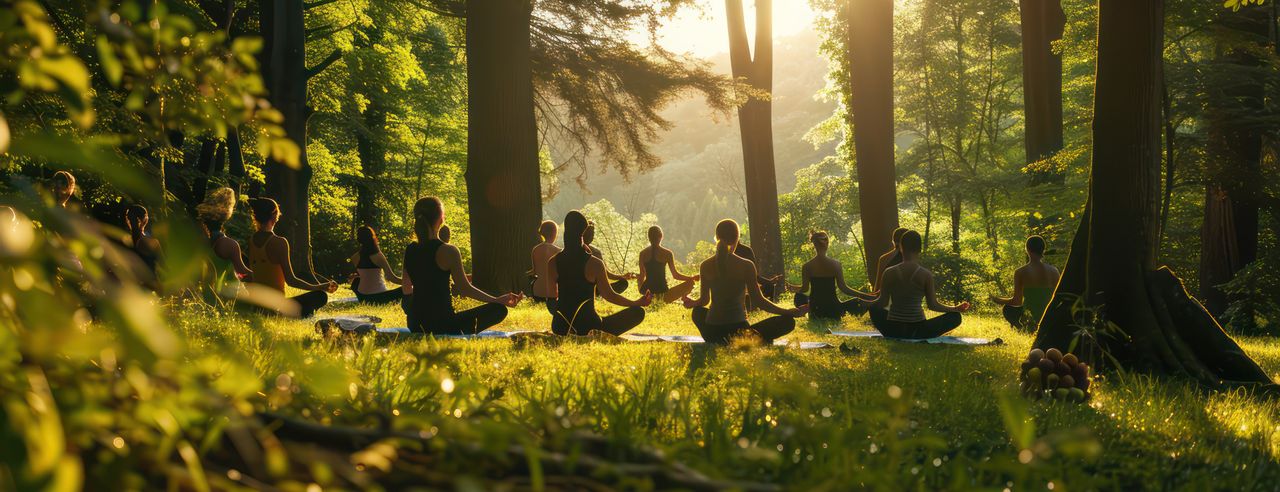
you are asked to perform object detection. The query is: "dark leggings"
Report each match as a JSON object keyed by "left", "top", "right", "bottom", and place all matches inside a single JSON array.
[
  {"left": 291, "top": 290, "right": 329, "bottom": 318},
  {"left": 406, "top": 301, "right": 509, "bottom": 335},
  {"left": 1002, "top": 304, "right": 1026, "bottom": 329},
  {"left": 605, "top": 279, "right": 629, "bottom": 295},
  {"left": 868, "top": 307, "right": 961, "bottom": 339},
  {"left": 551, "top": 305, "right": 645, "bottom": 336},
  {"left": 691, "top": 307, "right": 794, "bottom": 345},
  {"left": 794, "top": 293, "right": 867, "bottom": 319},
  {"left": 356, "top": 288, "right": 403, "bottom": 305}
]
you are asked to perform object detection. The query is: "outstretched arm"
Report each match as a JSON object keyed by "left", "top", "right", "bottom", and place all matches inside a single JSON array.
[
  {"left": 669, "top": 256, "right": 697, "bottom": 282},
  {"left": 592, "top": 259, "right": 650, "bottom": 308},
  {"left": 746, "top": 264, "right": 805, "bottom": 317},
  {"left": 219, "top": 238, "right": 253, "bottom": 276},
  {"left": 836, "top": 268, "right": 873, "bottom": 299},
  {"left": 790, "top": 264, "right": 811, "bottom": 294},
  {"left": 872, "top": 254, "right": 890, "bottom": 292},
  {"left": 681, "top": 262, "right": 711, "bottom": 308},
  {"left": 445, "top": 244, "right": 520, "bottom": 306},
  {"left": 374, "top": 253, "right": 404, "bottom": 285},
  {"left": 990, "top": 269, "right": 1024, "bottom": 306},
  {"left": 925, "top": 273, "right": 969, "bottom": 313},
  {"left": 269, "top": 237, "right": 334, "bottom": 292}
]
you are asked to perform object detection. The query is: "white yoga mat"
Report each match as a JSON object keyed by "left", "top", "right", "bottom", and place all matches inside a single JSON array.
[
  {"left": 373, "top": 328, "right": 538, "bottom": 339},
  {"left": 829, "top": 330, "right": 998, "bottom": 346},
  {"left": 651, "top": 334, "right": 830, "bottom": 349},
  {"left": 328, "top": 296, "right": 360, "bottom": 304}
]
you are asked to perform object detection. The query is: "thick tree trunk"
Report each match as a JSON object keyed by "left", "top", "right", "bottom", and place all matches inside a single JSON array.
[
  {"left": 1032, "top": 0, "right": 1271, "bottom": 389},
  {"left": 725, "top": 0, "right": 784, "bottom": 279},
  {"left": 1199, "top": 8, "right": 1268, "bottom": 323},
  {"left": 846, "top": 0, "right": 899, "bottom": 280},
  {"left": 261, "top": 0, "right": 317, "bottom": 281},
  {"left": 1018, "top": 0, "right": 1065, "bottom": 170},
  {"left": 464, "top": 0, "right": 542, "bottom": 293},
  {"left": 355, "top": 102, "right": 387, "bottom": 228}
]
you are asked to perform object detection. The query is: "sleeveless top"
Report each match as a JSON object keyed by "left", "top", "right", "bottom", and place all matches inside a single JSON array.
[
  {"left": 808, "top": 276, "right": 842, "bottom": 317},
  {"left": 208, "top": 232, "right": 241, "bottom": 293},
  {"left": 554, "top": 249, "right": 597, "bottom": 333},
  {"left": 642, "top": 250, "right": 668, "bottom": 294},
  {"left": 706, "top": 258, "right": 748, "bottom": 325},
  {"left": 886, "top": 264, "right": 927, "bottom": 323},
  {"left": 132, "top": 233, "right": 159, "bottom": 272},
  {"left": 248, "top": 233, "right": 286, "bottom": 292},
  {"left": 405, "top": 240, "right": 454, "bottom": 320},
  {"left": 1022, "top": 287, "right": 1053, "bottom": 325},
  {"left": 355, "top": 251, "right": 388, "bottom": 294}
]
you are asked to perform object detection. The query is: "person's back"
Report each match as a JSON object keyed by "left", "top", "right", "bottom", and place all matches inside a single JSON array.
[
  {"left": 404, "top": 239, "right": 454, "bottom": 322},
  {"left": 640, "top": 246, "right": 670, "bottom": 293},
  {"left": 992, "top": 235, "right": 1059, "bottom": 330},
  {"left": 864, "top": 230, "right": 969, "bottom": 339},
  {"left": 531, "top": 220, "right": 561, "bottom": 301},
  {"left": 248, "top": 231, "right": 286, "bottom": 292},
  {"left": 703, "top": 254, "right": 749, "bottom": 325},
  {"left": 553, "top": 247, "right": 596, "bottom": 327},
  {"left": 884, "top": 263, "right": 928, "bottom": 323}
]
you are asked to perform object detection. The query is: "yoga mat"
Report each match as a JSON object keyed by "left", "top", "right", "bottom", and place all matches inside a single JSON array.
[
  {"left": 829, "top": 330, "right": 1000, "bottom": 346},
  {"left": 315, "top": 315, "right": 382, "bottom": 335},
  {"left": 328, "top": 296, "right": 359, "bottom": 305},
  {"left": 656, "top": 335, "right": 831, "bottom": 349},
  {"left": 620, "top": 333, "right": 664, "bottom": 342},
  {"left": 372, "top": 328, "right": 539, "bottom": 339}
]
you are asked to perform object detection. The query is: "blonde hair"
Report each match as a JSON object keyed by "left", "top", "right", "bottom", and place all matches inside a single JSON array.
[{"left": 196, "top": 187, "right": 236, "bottom": 224}]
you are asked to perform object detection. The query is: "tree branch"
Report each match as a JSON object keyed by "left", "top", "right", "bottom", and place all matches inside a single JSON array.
[
  {"left": 306, "top": 49, "right": 343, "bottom": 80},
  {"left": 304, "top": 0, "right": 343, "bottom": 10}
]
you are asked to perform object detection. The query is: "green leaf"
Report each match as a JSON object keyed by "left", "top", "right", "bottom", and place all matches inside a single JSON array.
[{"left": 96, "top": 35, "right": 123, "bottom": 85}]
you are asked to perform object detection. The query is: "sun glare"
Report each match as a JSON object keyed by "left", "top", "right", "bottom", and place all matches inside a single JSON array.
[{"left": 631, "top": 1, "right": 821, "bottom": 58}]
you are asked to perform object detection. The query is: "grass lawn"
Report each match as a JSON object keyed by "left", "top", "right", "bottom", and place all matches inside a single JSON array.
[{"left": 173, "top": 287, "right": 1280, "bottom": 490}]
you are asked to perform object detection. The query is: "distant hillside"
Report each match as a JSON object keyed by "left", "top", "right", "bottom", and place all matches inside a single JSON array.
[{"left": 545, "top": 30, "right": 838, "bottom": 257}]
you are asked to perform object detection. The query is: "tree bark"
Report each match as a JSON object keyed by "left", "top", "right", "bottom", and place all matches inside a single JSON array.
[
  {"left": 355, "top": 102, "right": 387, "bottom": 229},
  {"left": 1032, "top": 0, "right": 1271, "bottom": 389},
  {"left": 1018, "top": 0, "right": 1065, "bottom": 170},
  {"left": 725, "top": 0, "right": 785, "bottom": 279},
  {"left": 846, "top": 0, "right": 899, "bottom": 280},
  {"left": 1199, "top": 7, "right": 1268, "bottom": 323},
  {"left": 464, "top": 0, "right": 543, "bottom": 293},
  {"left": 261, "top": 0, "right": 317, "bottom": 281}
]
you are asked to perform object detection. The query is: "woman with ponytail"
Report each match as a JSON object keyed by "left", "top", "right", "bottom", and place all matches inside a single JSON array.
[
  {"left": 871, "top": 227, "right": 910, "bottom": 293},
  {"left": 246, "top": 197, "right": 337, "bottom": 318},
  {"left": 681, "top": 219, "right": 806, "bottom": 345},
  {"left": 637, "top": 225, "right": 699, "bottom": 302},
  {"left": 402, "top": 197, "right": 521, "bottom": 334},
  {"left": 124, "top": 204, "right": 161, "bottom": 278},
  {"left": 791, "top": 230, "right": 872, "bottom": 320},
  {"left": 545, "top": 211, "right": 651, "bottom": 336}
]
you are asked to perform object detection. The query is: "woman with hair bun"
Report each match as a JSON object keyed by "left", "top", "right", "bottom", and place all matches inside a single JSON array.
[
  {"left": 402, "top": 197, "right": 521, "bottom": 334},
  {"left": 246, "top": 197, "right": 336, "bottom": 318},
  {"left": 860, "top": 230, "right": 970, "bottom": 339},
  {"left": 681, "top": 219, "right": 806, "bottom": 345}
]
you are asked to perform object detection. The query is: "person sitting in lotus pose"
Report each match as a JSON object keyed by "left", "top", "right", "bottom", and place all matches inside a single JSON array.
[
  {"left": 791, "top": 230, "right": 872, "bottom": 320},
  {"left": 246, "top": 197, "right": 337, "bottom": 318},
  {"left": 681, "top": 220, "right": 806, "bottom": 345},
  {"left": 402, "top": 197, "right": 521, "bottom": 335},
  {"left": 637, "top": 225, "right": 699, "bottom": 302},
  {"left": 197, "top": 188, "right": 251, "bottom": 302},
  {"left": 348, "top": 225, "right": 404, "bottom": 304},
  {"left": 991, "top": 235, "right": 1060, "bottom": 331},
  {"left": 546, "top": 211, "right": 651, "bottom": 336},
  {"left": 860, "top": 230, "right": 970, "bottom": 339}
]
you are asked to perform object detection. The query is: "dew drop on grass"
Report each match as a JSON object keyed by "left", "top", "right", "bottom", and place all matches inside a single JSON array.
[
  {"left": 441, "top": 377, "right": 455, "bottom": 394},
  {"left": 888, "top": 385, "right": 902, "bottom": 399},
  {"left": 112, "top": 436, "right": 125, "bottom": 449},
  {"left": 933, "top": 458, "right": 942, "bottom": 467}
]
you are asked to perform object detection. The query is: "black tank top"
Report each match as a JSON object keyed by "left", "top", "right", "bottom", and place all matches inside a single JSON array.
[
  {"left": 808, "top": 277, "right": 842, "bottom": 317},
  {"left": 357, "top": 251, "right": 377, "bottom": 269},
  {"left": 642, "top": 252, "right": 668, "bottom": 294},
  {"left": 406, "top": 240, "right": 453, "bottom": 319},
  {"left": 555, "top": 250, "right": 596, "bottom": 333}
]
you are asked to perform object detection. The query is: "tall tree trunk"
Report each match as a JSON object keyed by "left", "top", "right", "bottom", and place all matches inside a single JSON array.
[
  {"left": 1018, "top": 0, "right": 1065, "bottom": 169},
  {"left": 726, "top": 0, "right": 785, "bottom": 279},
  {"left": 949, "top": 195, "right": 961, "bottom": 256},
  {"left": 1199, "top": 8, "right": 1268, "bottom": 324},
  {"left": 261, "top": 0, "right": 317, "bottom": 281},
  {"left": 846, "top": 0, "right": 899, "bottom": 280},
  {"left": 355, "top": 102, "right": 387, "bottom": 228},
  {"left": 465, "top": 0, "right": 542, "bottom": 293},
  {"left": 1032, "top": 0, "right": 1270, "bottom": 388}
]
